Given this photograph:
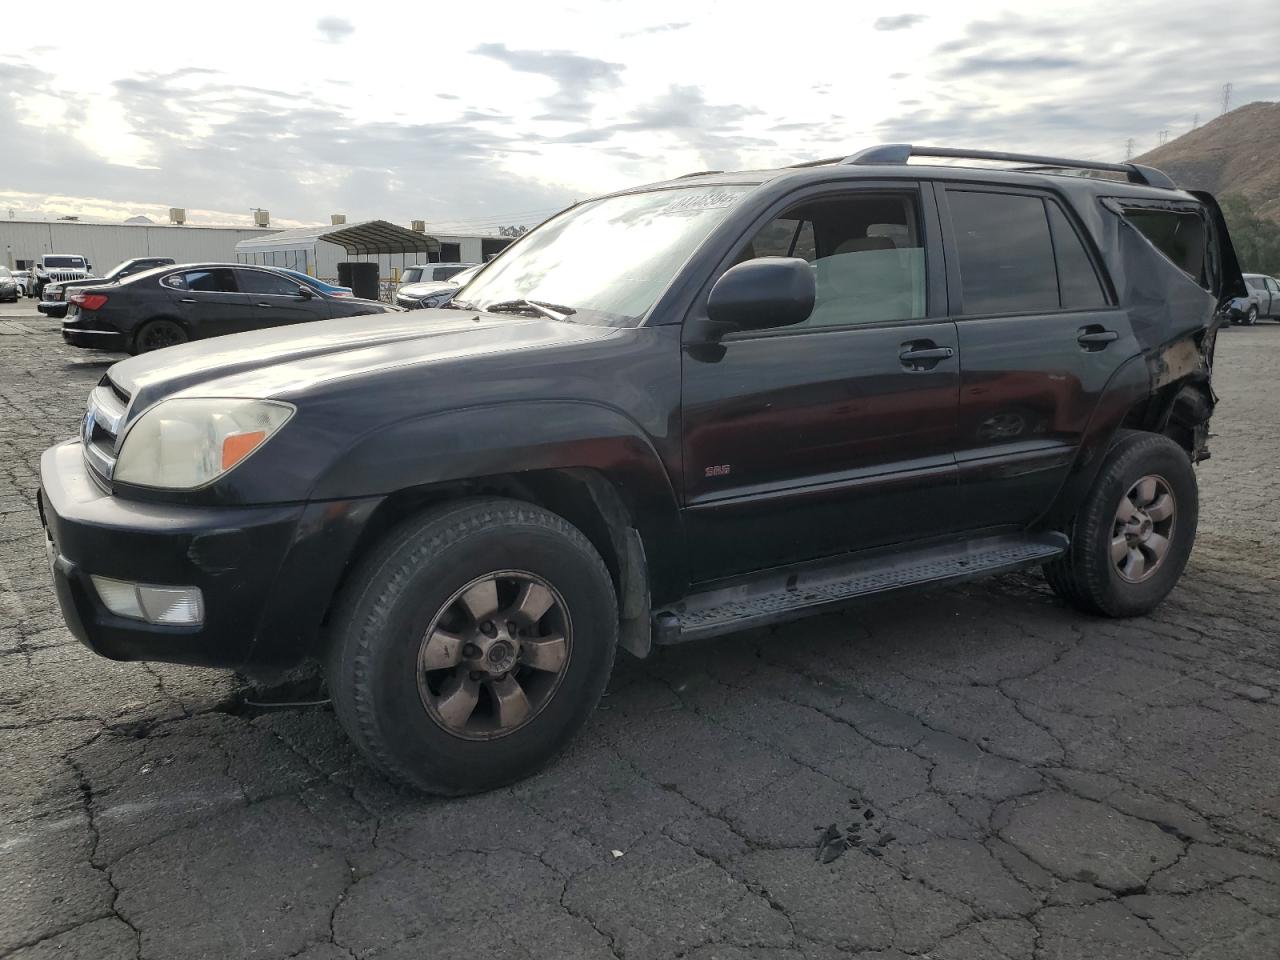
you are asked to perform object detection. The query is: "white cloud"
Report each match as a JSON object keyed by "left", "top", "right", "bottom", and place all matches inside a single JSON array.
[{"left": 0, "top": 0, "right": 1276, "bottom": 227}]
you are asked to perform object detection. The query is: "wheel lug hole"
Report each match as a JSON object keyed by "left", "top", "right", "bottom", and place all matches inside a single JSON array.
[
  {"left": 463, "top": 643, "right": 480, "bottom": 659},
  {"left": 479, "top": 621, "right": 497, "bottom": 637},
  {"left": 469, "top": 670, "right": 484, "bottom": 682}
]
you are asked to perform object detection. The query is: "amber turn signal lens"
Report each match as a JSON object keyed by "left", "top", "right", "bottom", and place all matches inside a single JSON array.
[{"left": 221, "top": 430, "right": 267, "bottom": 470}]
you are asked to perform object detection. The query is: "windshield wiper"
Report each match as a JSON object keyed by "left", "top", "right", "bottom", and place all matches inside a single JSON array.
[{"left": 482, "top": 298, "right": 577, "bottom": 322}]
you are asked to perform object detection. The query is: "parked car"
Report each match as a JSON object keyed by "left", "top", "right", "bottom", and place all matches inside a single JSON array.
[
  {"left": 39, "top": 257, "right": 177, "bottom": 318},
  {"left": 0, "top": 266, "right": 19, "bottom": 302},
  {"left": 38, "top": 144, "right": 1244, "bottom": 795},
  {"left": 1226, "top": 273, "right": 1280, "bottom": 325},
  {"left": 33, "top": 254, "right": 92, "bottom": 298},
  {"left": 59, "top": 263, "right": 396, "bottom": 353},
  {"left": 12, "top": 269, "right": 36, "bottom": 297},
  {"left": 395, "top": 262, "right": 484, "bottom": 309},
  {"left": 397, "top": 262, "right": 478, "bottom": 292},
  {"left": 275, "top": 269, "right": 353, "bottom": 298}
]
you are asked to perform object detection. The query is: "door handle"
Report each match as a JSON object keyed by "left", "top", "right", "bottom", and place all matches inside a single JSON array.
[
  {"left": 256, "top": 302, "right": 272, "bottom": 308},
  {"left": 179, "top": 297, "right": 197, "bottom": 303},
  {"left": 899, "top": 342, "right": 954, "bottom": 370},
  {"left": 1077, "top": 326, "right": 1119, "bottom": 350}
]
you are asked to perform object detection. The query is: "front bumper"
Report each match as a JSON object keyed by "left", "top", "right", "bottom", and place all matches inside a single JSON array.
[{"left": 38, "top": 440, "right": 380, "bottom": 669}]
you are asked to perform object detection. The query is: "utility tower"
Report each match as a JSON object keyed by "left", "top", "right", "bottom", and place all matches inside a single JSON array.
[
  {"left": 1124, "top": 138, "right": 1135, "bottom": 160},
  {"left": 1157, "top": 129, "right": 1169, "bottom": 147},
  {"left": 1192, "top": 113, "right": 1200, "bottom": 129},
  {"left": 1221, "top": 82, "right": 1233, "bottom": 115}
]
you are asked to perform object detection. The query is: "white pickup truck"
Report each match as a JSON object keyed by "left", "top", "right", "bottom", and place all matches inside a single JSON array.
[{"left": 33, "top": 254, "right": 93, "bottom": 298}]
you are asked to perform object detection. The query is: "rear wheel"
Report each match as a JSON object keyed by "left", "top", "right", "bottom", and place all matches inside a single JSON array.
[
  {"left": 1044, "top": 432, "right": 1197, "bottom": 617},
  {"left": 327, "top": 498, "right": 618, "bottom": 795},
  {"left": 1245, "top": 306, "right": 1259, "bottom": 326},
  {"left": 132, "top": 318, "right": 188, "bottom": 354}
]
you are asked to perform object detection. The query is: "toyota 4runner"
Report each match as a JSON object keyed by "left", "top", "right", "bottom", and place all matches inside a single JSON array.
[{"left": 38, "top": 144, "right": 1245, "bottom": 794}]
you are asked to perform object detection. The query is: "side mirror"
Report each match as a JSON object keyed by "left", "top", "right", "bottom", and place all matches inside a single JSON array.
[
  {"left": 705, "top": 257, "right": 815, "bottom": 334},
  {"left": 297, "top": 285, "right": 315, "bottom": 299}
]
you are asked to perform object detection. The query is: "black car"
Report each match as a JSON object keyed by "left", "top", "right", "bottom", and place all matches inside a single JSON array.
[
  {"left": 60, "top": 263, "right": 397, "bottom": 353},
  {"left": 38, "top": 257, "right": 177, "bottom": 319},
  {"left": 39, "top": 144, "right": 1244, "bottom": 795}
]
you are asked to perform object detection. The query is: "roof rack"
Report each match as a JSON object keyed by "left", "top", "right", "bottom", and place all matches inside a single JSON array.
[{"left": 832, "top": 143, "right": 1176, "bottom": 189}]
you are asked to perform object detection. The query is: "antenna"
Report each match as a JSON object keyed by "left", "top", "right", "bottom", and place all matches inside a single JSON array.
[{"left": 1221, "top": 82, "right": 1233, "bottom": 115}]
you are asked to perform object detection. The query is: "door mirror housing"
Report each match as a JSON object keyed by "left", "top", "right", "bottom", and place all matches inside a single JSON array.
[
  {"left": 706, "top": 257, "right": 815, "bottom": 333},
  {"left": 297, "top": 285, "right": 315, "bottom": 299}
]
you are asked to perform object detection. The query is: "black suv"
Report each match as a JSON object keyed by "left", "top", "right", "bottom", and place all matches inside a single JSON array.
[
  {"left": 60, "top": 262, "right": 396, "bottom": 354},
  {"left": 38, "top": 145, "right": 1244, "bottom": 794}
]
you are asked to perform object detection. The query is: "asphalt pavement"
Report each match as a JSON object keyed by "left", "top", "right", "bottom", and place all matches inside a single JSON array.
[{"left": 2, "top": 298, "right": 1278, "bottom": 959}]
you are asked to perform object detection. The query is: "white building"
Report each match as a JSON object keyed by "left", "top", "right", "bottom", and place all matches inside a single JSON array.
[
  {"left": 2, "top": 216, "right": 516, "bottom": 285},
  {"left": 1, "top": 218, "right": 276, "bottom": 273}
]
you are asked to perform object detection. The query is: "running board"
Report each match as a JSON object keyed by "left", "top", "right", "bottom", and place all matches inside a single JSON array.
[{"left": 653, "top": 533, "right": 1068, "bottom": 644}]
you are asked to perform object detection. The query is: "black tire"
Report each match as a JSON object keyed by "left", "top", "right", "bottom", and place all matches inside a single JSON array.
[
  {"left": 1245, "top": 306, "right": 1259, "bottom": 326},
  {"left": 1043, "top": 432, "right": 1197, "bottom": 617},
  {"left": 132, "top": 318, "right": 188, "bottom": 354},
  {"left": 327, "top": 498, "right": 618, "bottom": 795}
]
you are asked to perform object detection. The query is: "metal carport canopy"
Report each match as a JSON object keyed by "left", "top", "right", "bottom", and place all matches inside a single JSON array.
[{"left": 236, "top": 219, "right": 441, "bottom": 256}]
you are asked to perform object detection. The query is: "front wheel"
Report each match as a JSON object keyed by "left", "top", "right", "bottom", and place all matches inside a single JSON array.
[
  {"left": 1043, "top": 432, "right": 1197, "bottom": 617},
  {"left": 327, "top": 498, "right": 618, "bottom": 795},
  {"left": 1244, "top": 306, "right": 1259, "bottom": 326}
]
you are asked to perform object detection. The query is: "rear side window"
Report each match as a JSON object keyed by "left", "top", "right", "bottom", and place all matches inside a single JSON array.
[
  {"left": 1046, "top": 202, "right": 1107, "bottom": 308},
  {"left": 164, "top": 269, "right": 237, "bottom": 292},
  {"left": 1120, "top": 208, "right": 1209, "bottom": 287},
  {"left": 949, "top": 191, "right": 1059, "bottom": 314}
]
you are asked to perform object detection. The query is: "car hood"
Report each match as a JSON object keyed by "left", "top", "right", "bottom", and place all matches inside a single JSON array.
[{"left": 108, "top": 310, "right": 613, "bottom": 416}]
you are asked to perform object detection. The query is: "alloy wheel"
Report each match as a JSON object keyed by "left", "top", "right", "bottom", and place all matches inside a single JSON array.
[
  {"left": 416, "top": 571, "right": 572, "bottom": 740},
  {"left": 1111, "top": 475, "right": 1176, "bottom": 583}
]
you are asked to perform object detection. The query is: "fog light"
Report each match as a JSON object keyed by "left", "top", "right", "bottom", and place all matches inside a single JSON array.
[{"left": 90, "top": 576, "right": 204, "bottom": 626}]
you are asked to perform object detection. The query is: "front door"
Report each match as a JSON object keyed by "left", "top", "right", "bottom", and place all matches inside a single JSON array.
[
  {"left": 936, "top": 186, "right": 1138, "bottom": 528},
  {"left": 681, "top": 184, "right": 961, "bottom": 583},
  {"left": 234, "top": 268, "right": 330, "bottom": 329}
]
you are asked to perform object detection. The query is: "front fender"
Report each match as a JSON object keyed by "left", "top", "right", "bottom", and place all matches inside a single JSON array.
[{"left": 309, "top": 399, "right": 685, "bottom": 599}]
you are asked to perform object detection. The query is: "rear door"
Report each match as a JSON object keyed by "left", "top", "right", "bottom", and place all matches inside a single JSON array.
[
  {"left": 681, "top": 182, "right": 960, "bottom": 582},
  {"left": 234, "top": 268, "right": 330, "bottom": 328},
  {"left": 162, "top": 268, "right": 248, "bottom": 337},
  {"left": 937, "top": 185, "right": 1136, "bottom": 529},
  {"left": 1265, "top": 277, "right": 1280, "bottom": 318}
]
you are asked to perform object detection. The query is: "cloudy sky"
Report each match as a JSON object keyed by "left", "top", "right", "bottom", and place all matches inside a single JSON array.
[{"left": 1, "top": 0, "right": 1276, "bottom": 230}]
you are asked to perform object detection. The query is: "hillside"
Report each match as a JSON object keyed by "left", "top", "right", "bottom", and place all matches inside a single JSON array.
[{"left": 1135, "top": 101, "right": 1280, "bottom": 221}]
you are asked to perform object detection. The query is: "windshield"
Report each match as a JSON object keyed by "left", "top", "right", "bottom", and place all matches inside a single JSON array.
[
  {"left": 458, "top": 185, "right": 753, "bottom": 326},
  {"left": 0, "top": 267, "right": 10, "bottom": 279},
  {"left": 44, "top": 256, "right": 85, "bottom": 269},
  {"left": 400, "top": 267, "right": 424, "bottom": 284}
]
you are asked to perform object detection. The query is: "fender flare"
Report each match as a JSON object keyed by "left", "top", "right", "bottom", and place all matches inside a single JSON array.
[{"left": 308, "top": 399, "right": 685, "bottom": 602}]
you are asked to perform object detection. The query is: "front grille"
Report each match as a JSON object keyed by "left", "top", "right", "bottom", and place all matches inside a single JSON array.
[
  {"left": 48, "top": 270, "right": 88, "bottom": 283},
  {"left": 81, "top": 380, "right": 129, "bottom": 480}
]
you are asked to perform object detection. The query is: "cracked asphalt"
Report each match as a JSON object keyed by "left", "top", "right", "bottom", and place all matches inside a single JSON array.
[{"left": 2, "top": 297, "right": 1279, "bottom": 960}]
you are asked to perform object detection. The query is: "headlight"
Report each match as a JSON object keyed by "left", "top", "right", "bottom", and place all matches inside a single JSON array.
[{"left": 114, "top": 398, "right": 295, "bottom": 489}]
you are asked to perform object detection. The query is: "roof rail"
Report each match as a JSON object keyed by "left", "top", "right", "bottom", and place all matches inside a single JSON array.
[
  {"left": 675, "top": 169, "right": 723, "bottom": 179},
  {"left": 840, "top": 143, "right": 1176, "bottom": 189}
]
